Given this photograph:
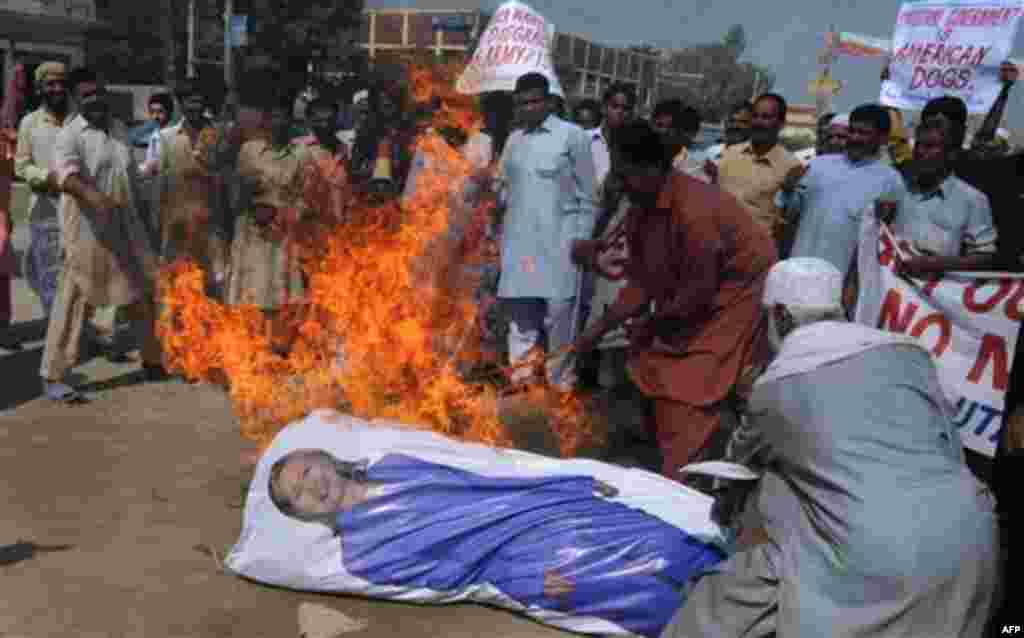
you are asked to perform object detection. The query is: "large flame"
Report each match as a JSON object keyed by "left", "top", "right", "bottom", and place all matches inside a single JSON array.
[{"left": 158, "top": 59, "right": 599, "bottom": 457}]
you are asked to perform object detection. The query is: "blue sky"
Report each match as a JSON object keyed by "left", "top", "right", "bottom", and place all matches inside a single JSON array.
[{"left": 367, "top": 0, "right": 1024, "bottom": 125}]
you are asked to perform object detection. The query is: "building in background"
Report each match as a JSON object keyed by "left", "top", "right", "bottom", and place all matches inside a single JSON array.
[
  {"left": 360, "top": 3, "right": 659, "bottom": 109},
  {"left": 360, "top": 2, "right": 484, "bottom": 67},
  {"left": 552, "top": 32, "right": 658, "bottom": 109},
  {"left": 1, "top": 0, "right": 107, "bottom": 102}
]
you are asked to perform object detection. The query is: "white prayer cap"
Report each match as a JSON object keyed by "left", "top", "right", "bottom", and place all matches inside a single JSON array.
[
  {"left": 763, "top": 258, "right": 843, "bottom": 311},
  {"left": 830, "top": 113, "right": 850, "bottom": 128},
  {"left": 352, "top": 90, "right": 368, "bottom": 105}
]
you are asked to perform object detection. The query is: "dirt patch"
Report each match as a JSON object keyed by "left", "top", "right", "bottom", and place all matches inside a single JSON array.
[{"left": 0, "top": 379, "right": 570, "bottom": 637}]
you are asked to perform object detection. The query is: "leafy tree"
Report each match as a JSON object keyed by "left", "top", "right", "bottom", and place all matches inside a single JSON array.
[
  {"left": 721, "top": 24, "right": 747, "bottom": 60},
  {"left": 657, "top": 25, "right": 773, "bottom": 122}
]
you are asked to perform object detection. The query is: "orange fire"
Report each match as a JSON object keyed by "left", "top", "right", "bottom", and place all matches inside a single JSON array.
[{"left": 158, "top": 60, "right": 599, "bottom": 457}]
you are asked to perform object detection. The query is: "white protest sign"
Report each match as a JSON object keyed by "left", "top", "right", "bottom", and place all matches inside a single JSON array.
[
  {"left": 856, "top": 222, "right": 1023, "bottom": 457},
  {"left": 880, "top": 1, "right": 1024, "bottom": 113},
  {"left": 456, "top": 1, "right": 564, "bottom": 96}
]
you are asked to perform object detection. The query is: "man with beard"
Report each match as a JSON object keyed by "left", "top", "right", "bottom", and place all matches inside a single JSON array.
[
  {"left": 41, "top": 68, "right": 165, "bottom": 403},
  {"left": 711, "top": 93, "right": 801, "bottom": 251},
  {"left": 14, "top": 62, "right": 73, "bottom": 318},
  {"left": 661, "top": 257, "right": 999, "bottom": 638},
  {"left": 155, "top": 79, "right": 234, "bottom": 295},
  {"left": 136, "top": 92, "right": 176, "bottom": 174},
  {"left": 781, "top": 104, "right": 905, "bottom": 277},
  {"left": 572, "top": 121, "right": 775, "bottom": 478},
  {"left": 886, "top": 117, "right": 997, "bottom": 276}
]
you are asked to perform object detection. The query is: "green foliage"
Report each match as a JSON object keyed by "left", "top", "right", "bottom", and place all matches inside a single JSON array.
[
  {"left": 657, "top": 25, "right": 773, "bottom": 122},
  {"left": 722, "top": 24, "right": 747, "bottom": 59}
]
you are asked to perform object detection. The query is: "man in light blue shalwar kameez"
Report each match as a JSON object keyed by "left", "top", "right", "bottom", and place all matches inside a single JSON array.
[
  {"left": 779, "top": 104, "right": 905, "bottom": 277},
  {"left": 496, "top": 72, "right": 598, "bottom": 388},
  {"left": 661, "top": 258, "right": 999, "bottom": 638}
]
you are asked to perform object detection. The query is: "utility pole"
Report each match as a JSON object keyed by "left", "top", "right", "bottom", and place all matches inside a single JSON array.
[
  {"left": 161, "top": 0, "right": 177, "bottom": 90},
  {"left": 813, "top": 24, "right": 838, "bottom": 120},
  {"left": 223, "top": 0, "right": 236, "bottom": 117},
  {"left": 187, "top": 0, "right": 196, "bottom": 78}
]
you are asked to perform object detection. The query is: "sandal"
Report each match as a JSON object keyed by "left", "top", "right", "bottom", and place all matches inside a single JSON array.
[{"left": 42, "top": 380, "right": 88, "bottom": 404}]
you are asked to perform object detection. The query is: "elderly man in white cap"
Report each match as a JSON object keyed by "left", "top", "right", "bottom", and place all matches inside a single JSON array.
[{"left": 660, "top": 256, "right": 999, "bottom": 638}]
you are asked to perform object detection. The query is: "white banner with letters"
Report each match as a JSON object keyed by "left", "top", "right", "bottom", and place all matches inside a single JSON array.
[
  {"left": 856, "top": 220, "right": 1023, "bottom": 457},
  {"left": 880, "top": 0, "right": 1024, "bottom": 113},
  {"left": 456, "top": 1, "right": 564, "bottom": 96}
]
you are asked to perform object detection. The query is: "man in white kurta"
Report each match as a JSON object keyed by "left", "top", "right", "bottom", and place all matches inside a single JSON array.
[
  {"left": 661, "top": 258, "right": 999, "bottom": 638},
  {"left": 40, "top": 71, "right": 164, "bottom": 402},
  {"left": 496, "top": 72, "right": 597, "bottom": 388}
]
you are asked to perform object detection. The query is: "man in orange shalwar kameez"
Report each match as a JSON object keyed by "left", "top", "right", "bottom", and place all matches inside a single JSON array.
[{"left": 573, "top": 122, "right": 777, "bottom": 478}]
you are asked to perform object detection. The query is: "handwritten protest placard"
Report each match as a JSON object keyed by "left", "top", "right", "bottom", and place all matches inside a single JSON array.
[
  {"left": 856, "top": 223, "right": 1023, "bottom": 457},
  {"left": 879, "top": 0, "right": 1024, "bottom": 113},
  {"left": 456, "top": 1, "right": 563, "bottom": 96}
]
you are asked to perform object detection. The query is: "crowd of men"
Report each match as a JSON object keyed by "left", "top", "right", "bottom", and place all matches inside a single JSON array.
[{"left": 0, "top": 55, "right": 1022, "bottom": 635}]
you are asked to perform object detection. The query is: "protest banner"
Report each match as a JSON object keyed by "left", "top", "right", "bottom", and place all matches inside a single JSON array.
[
  {"left": 856, "top": 221, "right": 1024, "bottom": 457},
  {"left": 879, "top": 0, "right": 1024, "bottom": 113},
  {"left": 456, "top": 1, "right": 564, "bottom": 96}
]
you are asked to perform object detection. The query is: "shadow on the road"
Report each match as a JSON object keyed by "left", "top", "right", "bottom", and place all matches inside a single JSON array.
[
  {"left": 0, "top": 346, "right": 44, "bottom": 411},
  {"left": 78, "top": 369, "right": 151, "bottom": 394},
  {"left": 7, "top": 318, "right": 48, "bottom": 344}
]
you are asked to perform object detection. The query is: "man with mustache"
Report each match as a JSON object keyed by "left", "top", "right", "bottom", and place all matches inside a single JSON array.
[
  {"left": 711, "top": 93, "right": 801, "bottom": 255},
  {"left": 40, "top": 68, "right": 165, "bottom": 403},
  {"left": 780, "top": 104, "right": 905, "bottom": 280},
  {"left": 14, "top": 62, "right": 72, "bottom": 319},
  {"left": 887, "top": 117, "right": 997, "bottom": 277},
  {"left": 661, "top": 257, "right": 999, "bottom": 638}
]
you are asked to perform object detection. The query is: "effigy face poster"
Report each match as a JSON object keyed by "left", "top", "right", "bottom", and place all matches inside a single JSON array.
[{"left": 880, "top": 0, "right": 1024, "bottom": 112}]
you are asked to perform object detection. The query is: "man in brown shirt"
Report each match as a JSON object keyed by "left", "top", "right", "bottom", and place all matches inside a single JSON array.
[
  {"left": 573, "top": 122, "right": 777, "bottom": 478},
  {"left": 710, "top": 93, "right": 801, "bottom": 252}
]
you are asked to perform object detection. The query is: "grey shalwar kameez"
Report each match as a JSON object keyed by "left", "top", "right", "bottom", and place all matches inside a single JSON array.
[{"left": 662, "top": 322, "right": 999, "bottom": 638}]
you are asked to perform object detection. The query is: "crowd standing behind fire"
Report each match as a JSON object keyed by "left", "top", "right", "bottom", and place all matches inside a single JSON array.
[{"left": 0, "top": 51, "right": 1021, "bottom": 635}]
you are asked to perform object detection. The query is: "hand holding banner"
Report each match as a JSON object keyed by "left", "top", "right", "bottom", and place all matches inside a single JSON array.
[
  {"left": 456, "top": 1, "right": 564, "bottom": 96},
  {"left": 880, "top": 1, "right": 1024, "bottom": 113},
  {"left": 856, "top": 215, "right": 1024, "bottom": 457}
]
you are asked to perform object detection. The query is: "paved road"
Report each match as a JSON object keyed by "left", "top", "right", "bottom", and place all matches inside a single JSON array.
[{"left": 0, "top": 224, "right": 570, "bottom": 638}]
